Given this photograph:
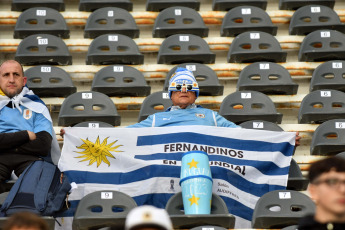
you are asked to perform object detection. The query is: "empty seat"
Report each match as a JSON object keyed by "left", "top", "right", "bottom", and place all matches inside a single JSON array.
[
  {"left": 237, "top": 62, "right": 298, "bottom": 95},
  {"left": 239, "top": 120, "right": 284, "bottom": 131},
  {"left": 58, "top": 91, "right": 121, "bottom": 127},
  {"left": 251, "top": 190, "right": 315, "bottom": 228},
  {"left": 287, "top": 158, "right": 309, "bottom": 191},
  {"left": 298, "top": 89, "right": 345, "bottom": 124},
  {"left": 298, "top": 30, "right": 345, "bottom": 62},
  {"left": 228, "top": 31, "right": 287, "bottom": 63},
  {"left": 11, "top": 0, "right": 65, "bottom": 11},
  {"left": 213, "top": 0, "right": 267, "bottom": 11},
  {"left": 310, "top": 119, "right": 345, "bottom": 155},
  {"left": 86, "top": 34, "right": 144, "bottom": 65},
  {"left": 79, "top": 0, "right": 133, "bottom": 11},
  {"left": 73, "top": 121, "right": 114, "bottom": 128},
  {"left": 310, "top": 60, "right": 345, "bottom": 92},
  {"left": 279, "top": 0, "right": 335, "bottom": 10},
  {"left": 146, "top": 0, "right": 200, "bottom": 12},
  {"left": 14, "top": 7, "right": 69, "bottom": 39},
  {"left": 153, "top": 6, "right": 208, "bottom": 38},
  {"left": 157, "top": 34, "right": 215, "bottom": 64},
  {"left": 219, "top": 91, "right": 283, "bottom": 124},
  {"left": 24, "top": 65, "right": 76, "bottom": 97},
  {"left": 138, "top": 91, "right": 172, "bottom": 122},
  {"left": 165, "top": 192, "right": 235, "bottom": 229},
  {"left": 15, "top": 34, "right": 72, "bottom": 65},
  {"left": 84, "top": 7, "right": 139, "bottom": 39},
  {"left": 221, "top": 6, "right": 277, "bottom": 37},
  {"left": 91, "top": 65, "right": 151, "bottom": 97},
  {"left": 72, "top": 190, "right": 137, "bottom": 230},
  {"left": 289, "top": 5, "right": 345, "bottom": 35},
  {"left": 163, "top": 63, "right": 223, "bottom": 96}
]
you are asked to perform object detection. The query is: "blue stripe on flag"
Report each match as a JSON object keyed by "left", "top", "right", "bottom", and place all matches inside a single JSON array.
[{"left": 220, "top": 195, "right": 253, "bottom": 221}]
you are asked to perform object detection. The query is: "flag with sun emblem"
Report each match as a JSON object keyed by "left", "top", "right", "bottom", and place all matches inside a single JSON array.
[{"left": 57, "top": 125, "right": 295, "bottom": 229}]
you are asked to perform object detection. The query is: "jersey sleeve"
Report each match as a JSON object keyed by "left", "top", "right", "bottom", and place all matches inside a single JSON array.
[
  {"left": 33, "top": 112, "right": 53, "bottom": 137},
  {"left": 127, "top": 114, "right": 154, "bottom": 128}
]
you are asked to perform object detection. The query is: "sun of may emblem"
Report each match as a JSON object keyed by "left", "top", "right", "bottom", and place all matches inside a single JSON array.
[{"left": 75, "top": 136, "right": 123, "bottom": 167}]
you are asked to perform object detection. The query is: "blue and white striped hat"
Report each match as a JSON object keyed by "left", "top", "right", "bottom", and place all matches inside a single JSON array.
[{"left": 168, "top": 67, "right": 199, "bottom": 98}]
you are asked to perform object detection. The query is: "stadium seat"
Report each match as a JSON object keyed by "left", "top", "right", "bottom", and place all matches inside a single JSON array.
[
  {"left": 15, "top": 34, "right": 72, "bottom": 65},
  {"left": 163, "top": 63, "right": 224, "bottom": 96},
  {"left": 336, "top": 151, "right": 345, "bottom": 159},
  {"left": 91, "top": 65, "right": 151, "bottom": 97},
  {"left": 191, "top": 226, "right": 227, "bottom": 230},
  {"left": 251, "top": 190, "right": 315, "bottom": 229},
  {"left": 213, "top": 0, "right": 267, "bottom": 11},
  {"left": 137, "top": 91, "right": 172, "bottom": 122},
  {"left": 14, "top": 7, "right": 69, "bottom": 39},
  {"left": 165, "top": 192, "right": 235, "bottom": 229},
  {"left": 79, "top": 0, "right": 133, "bottom": 11},
  {"left": 289, "top": 5, "right": 345, "bottom": 35},
  {"left": 73, "top": 121, "right": 114, "bottom": 128},
  {"left": 153, "top": 6, "right": 208, "bottom": 38},
  {"left": 239, "top": 120, "right": 283, "bottom": 131},
  {"left": 227, "top": 31, "right": 287, "bottom": 63},
  {"left": 84, "top": 7, "right": 139, "bottom": 39},
  {"left": 11, "top": 0, "right": 65, "bottom": 11},
  {"left": 279, "top": 0, "right": 335, "bottom": 10},
  {"left": 25, "top": 65, "right": 76, "bottom": 97},
  {"left": 86, "top": 34, "right": 144, "bottom": 65},
  {"left": 280, "top": 225, "right": 298, "bottom": 230},
  {"left": 221, "top": 6, "right": 277, "bottom": 37},
  {"left": 157, "top": 34, "right": 215, "bottom": 64},
  {"left": 58, "top": 91, "right": 121, "bottom": 127},
  {"left": 310, "top": 60, "right": 345, "bottom": 92},
  {"left": 298, "top": 30, "right": 345, "bottom": 62},
  {"left": 219, "top": 91, "right": 283, "bottom": 124},
  {"left": 298, "top": 89, "right": 345, "bottom": 124},
  {"left": 146, "top": 0, "right": 200, "bottom": 12},
  {"left": 236, "top": 62, "right": 298, "bottom": 95},
  {"left": 287, "top": 158, "right": 309, "bottom": 191},
  {"left": 310, "top": 119, "right": 345, "bottom": 155},
  {"left": 72, "top": 190, "right": 137, "bottom": 230}
]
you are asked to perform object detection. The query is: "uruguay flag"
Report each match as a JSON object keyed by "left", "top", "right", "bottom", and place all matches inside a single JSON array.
[{"left": 57, "top": 125, "right": 295, "bottom": 229}]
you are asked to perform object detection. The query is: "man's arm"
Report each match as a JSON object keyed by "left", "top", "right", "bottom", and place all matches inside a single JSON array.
[
  {"left": 127, "top": 115, "right": 154, "bottom": 128},
  {"left": 15, "top": 131, "right": 52, "bottom": 156},
  {"left": 0, "top": 130, "right": 32, "bottom": 150}
]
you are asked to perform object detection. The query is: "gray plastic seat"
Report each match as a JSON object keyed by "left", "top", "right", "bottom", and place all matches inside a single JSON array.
[
  {"left": 298, "top": 89, "right": 345, "bottom": 124},
  {"left": 84, "top": 7, "right": 139, "bottom": 39},
  {"left": 298, "top": 30, "right": 345, "bottom": 62},
  {"left": 11, "top": 0, "right": 65, "bottom": 11},
  {"left": 239, "top": 120, "right": 284, "bottom": 131},
  {"left": 279, "top": 0, "right": 335, "bottom": 10},
  {"left": 213, "top": 0, "right": 267, "bottom": 11},
  {"left": 138, "top": 91, "right": 172, "bottom": 122},
  {"left": 336, "top": 151, "right": 345, "bottom": 159},
  {"left": 287, "top": 158, "right": 309, "bottom": 191},
  {"left": 165, "top": 192, "right": 235, "bottom": 229},
  {"left": 281, "top": 225, "right": 298, "bottom": 230},
  {"left": 72, "top": 190, "right": 137, "bottom": 230},
  {"left": 237, "top": 62, "right": 298, "bottom": 95},
  {"left": 14, "top": 7, "right": 69, "bottom": 39},
  {"left": 25, "top": 65, "right": 76, "bottom": 97},
  {"left": 251, "top": 190, "right": 315, "bottom": 229},
  {"left": 221, "top": 6, "right": 277, "bottom": 37},
  {"left": 219, "top": 91, "right": 283, "bottom": 124},
  {"left": 191, "top": 226, "right": 227, "bottom": 230},
  {"left": 153, "top": 6, "right": 208, "bottom": 38},
  {"left": 163, "top": 63, "right": 223, "bottom": 96},
  {"left": 79, "top": 0, "right": 133, "bottom": 11},
  {"left": 73, "top": 121, "right": 114, "bottom": 128},
  {"left": 146, "top": 0, "right": 200, "bottom": 12},
  {"left": 86, "top": 34, "right": 144, "bottom": 65},
  {"left": 228, "top": 31, "right": 287, "bottom": 63},
  {"left": 91, "top": 65, "right": 150, "bottom": 97},
  {"left": 157, "top": 34, "right": 215, "bottom": 64},
  {"left": 310, "top": 60, "right": 345, "bottom": 92},
  {"left": 289, "top": 5, "right": 345, "bottom": 35},
  {"left": 58, "top": 91, "right": 121, "bottom": 127},
  {"left": 310, "top": 119, "right": 345, "bottom": 155},
  {"left": 15, "top": 34, "right": 72, "bottom": 65}
]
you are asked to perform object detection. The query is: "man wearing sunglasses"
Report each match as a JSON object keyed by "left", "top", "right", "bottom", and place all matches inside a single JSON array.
[{"left": 297, "top": 157, "right": 345, "bottom": 230}]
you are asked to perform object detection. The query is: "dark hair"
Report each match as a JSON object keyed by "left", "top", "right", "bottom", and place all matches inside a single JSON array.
[
  {"left": 3, "top": 212, "right": 49, "bottom": 230},
  {"left": 308, "top": 156, "right": 345, "bottom": 183}
]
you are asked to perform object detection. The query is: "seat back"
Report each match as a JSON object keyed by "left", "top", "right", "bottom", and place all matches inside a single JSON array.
[
  {"left": 157, "top": 34, "right": 215, "bottom": 64},
  {"left": 221, "top": 6, "right": 277, "bottom": 37},
  {"left": 91, "top": 65, "right": 150, "bottom": 97},
  {"left": 336, "top": 151, "right": 345, "bottom": 159},
  {"left": 227, "top": 31, "right": 287, "bottom": 63},
  {"left": 146, "top": 0, "right": 200, "bottom": 12},
  {"left": 298, "top": 89, "right": 345, "bottom": 124},
  {"left": 73, "top": 121, "right": 114, "bottom": 128},
  {"left": 163, "top": 63, "right": 223, "bottom": 96},
  {"left": 138, "top": 91, "right": 172, "bottom": 122},
  {"left": 213, "top": 0, "right": 267, "bottom": 11},
  {"left": 279, "top": 0, "right": 335, "bottom": 10},
  {"left": 251, "top": 190, "right": 315, "bottom": 229},
  {"left": 58, "top": 91, "right": 121, "bottom": 126},
  {"left": 11, "top": 0, "right": 65, "bottom": 11},
  {"left": 79, "top": 0, "right": 133, "bottom": 11},
  {"left": 84, "top": 7, "right": 139, "bottom": 39},
  {"left": 237, "top": 62, "right": 298, "bottom": 95},
  {"left": 190, "top": 226, "right": 227, "bottom": 230},
  {"left": 287, "top": 158, "right": 309, "bottom": 191},
  {"left": 239, "top": 120, "right": 284, "bottom": 131}
]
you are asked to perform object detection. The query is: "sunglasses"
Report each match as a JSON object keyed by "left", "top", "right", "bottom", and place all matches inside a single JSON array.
[{"left": 175, "top": 84, "right": 193, "bottom": 91}]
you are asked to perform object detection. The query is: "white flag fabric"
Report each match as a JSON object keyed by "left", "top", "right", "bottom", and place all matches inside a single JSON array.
[{"left": 57, "top": 125, "right": 295, "bottom": 229}]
